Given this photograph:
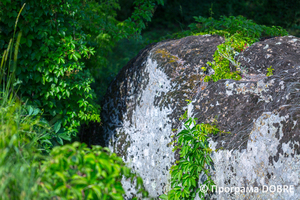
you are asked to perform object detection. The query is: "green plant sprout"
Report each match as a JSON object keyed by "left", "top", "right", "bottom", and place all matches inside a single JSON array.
[
  {"left": 266, "top": 66, "right": 274, "bottom": 76},
  {"left": 204, "top": 32, "right": 248, "bottom": 82},
  {"left": 185, "top": 99, "right": 192, "bottom": 105}
]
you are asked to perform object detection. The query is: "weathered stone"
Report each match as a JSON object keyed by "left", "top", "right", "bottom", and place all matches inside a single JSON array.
[
  {"left": 207, "top": 35, "right": 300, "bottom": 200},
  {"left": 85, "top": 35, "right": 300, "bottom": 199}
]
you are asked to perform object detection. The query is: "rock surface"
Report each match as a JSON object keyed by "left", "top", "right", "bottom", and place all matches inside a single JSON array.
[{"left": 85, "top": 35, "right": 300, "bottom": 199}]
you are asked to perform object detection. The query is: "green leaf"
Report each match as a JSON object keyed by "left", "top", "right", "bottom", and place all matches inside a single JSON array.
[
  {"left": 42, "top": 139, "right": 53, "bottom": 145},
  {"left": 66, "top": 90, "right": 70, "bottom": 97},
  {"left": 54, "top": 120, "right": 62, "bottom": 133},
  {"left": 56, "top": 136, "right": 63, "bottom": 145},
  {"left": 55, "top": 172, "right": 67, "bottom": 183},
  {"left": 174, "top": 186, "right": 181, "bottom": 191},
  {"left": 91, "top": 185, "right": 102, "bottom": 199},
  {"left": 70, "top": 178, "right": 88, "bottom": 186},
  {"left": 27, "top": 105, "right": 33, "bottom": 115},
  {"left": 73, "top": 53, "right": 78, "bottom": 61},
  {"left": 159, "top": 194, "right": 168, "bottom": 200},
  {"left": 27, "top": 39, "right": 32, "bottom": 47},
  {"left": 57, "top": 132, "right": 71, "bottom": 141},
  {"left": 32, "top": 108, "right": 40, "bottom": 115}
]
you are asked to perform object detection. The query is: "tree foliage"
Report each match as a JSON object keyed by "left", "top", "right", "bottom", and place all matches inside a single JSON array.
[{"left": 0, "top": 0, "right": 163, "bottom": 140}]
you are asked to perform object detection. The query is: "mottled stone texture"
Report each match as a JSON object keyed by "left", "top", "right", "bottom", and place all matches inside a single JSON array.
[
  {"left": 206, "top": 36, "right": 300, "bottom": 200},
  {"left": 83, "top": 35, "right": 300, "bottom": 199}
]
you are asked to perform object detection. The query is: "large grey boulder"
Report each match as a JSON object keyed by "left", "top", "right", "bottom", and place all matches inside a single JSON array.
[{"left": 85, "top": 35, "right": 300, "bottom": 199}]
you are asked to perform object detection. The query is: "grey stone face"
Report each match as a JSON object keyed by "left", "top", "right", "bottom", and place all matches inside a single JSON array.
[{"left": 84, "top": 35, "right": 300, "bottom": 199}]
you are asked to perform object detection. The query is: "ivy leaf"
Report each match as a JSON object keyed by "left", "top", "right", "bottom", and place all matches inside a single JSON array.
[
  {"left": 159, "top": 194, "right": 168, "bottom": 200},
  {"left": 27, "top": 39, "right": 32, "bottom": 47},
  {"left": 57, "top": 132, "right": 71, "bottom": 141},
  {"left": 32, "top": 108, "right": 40, "bottom": 115},
  {"left": 54, "top": 120, "right": 62, "bottom": 133},
  {"left": 42, "top": 139, "right": 53, "bottom": 145},
  {"left": 174, "top": 186, "right": 181, "bottom": 191},
  {"left": 26, "top": 105, "right": 34, "bottom": 115},
  {"left": 56, "top": 136, "right": 63, "bottom": 145}
]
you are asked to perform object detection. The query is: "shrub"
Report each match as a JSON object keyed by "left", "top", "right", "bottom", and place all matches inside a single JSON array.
[
  {"left": 0, "top": 93, "right": 46, "bottom": 200},
  {"left": 39, "top": 142, "right": 148, "bottom": 200}
]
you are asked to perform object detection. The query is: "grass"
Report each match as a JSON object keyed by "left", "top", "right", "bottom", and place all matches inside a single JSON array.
[{"left": 0, "top": 32, "right": 46, "bottom": 200}]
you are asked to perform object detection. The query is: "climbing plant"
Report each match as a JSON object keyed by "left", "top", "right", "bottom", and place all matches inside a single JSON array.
[
  {"left": 190, "top": 16, "right": 288, "bottom": 82},
  {"left": 160, "top": 106, "right": 221, "bottom": 200}
]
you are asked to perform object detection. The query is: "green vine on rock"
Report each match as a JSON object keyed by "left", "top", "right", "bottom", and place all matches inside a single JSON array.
[
  {"left": 162, "top": 16, "right": 288, "bottom": 83},
  {"left": 204, "top": 32, "right": 247, "bottom": 82},
  {"left": 196, "top": 16, "right": 288, "bottom": 82},
  {"left": 160, "top": 109, "right": 221, "bottom": 200}
]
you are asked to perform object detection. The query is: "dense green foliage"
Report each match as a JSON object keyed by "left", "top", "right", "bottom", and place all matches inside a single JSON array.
[
  {"left": 0, "top": 107, "right": 146, "bottom": 199},
  {"left": 39, "top": 142, "right": 148, "bottom": 200},
  {"left": 0, "top": 33, "right": 149, "bottom": 200},
  {"left": 0, "top": 26, "right": 52, "bottom": 199},
  {"left": 0, "top": 0, "right": 164, "bottom": 140},
  {"left": 1, "top": 0, "right": 100, "bottom": 139},
  {"left": 137, "top": 0, "right": 300, "bottom": 36},
  {"left": 0, "top": 1, "right": 163, "bottom": 199},
  {"left": 0, "top": 66, "right": 46, "bottom": 199},
  {"left": 0, "top": 100, "right": 43, "bottom": 200},
  {"left": 189, "top": 15, "right": 288, "bottom": 38},
  {"left": 0, "top": 117, "right": 147, "bottom": 199}
]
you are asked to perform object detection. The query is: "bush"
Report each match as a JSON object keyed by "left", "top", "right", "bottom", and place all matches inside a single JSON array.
[
  {"left": 0, "top": 90, "right": 147, "bottom": 199},
  {"left": 0, "top": 99, "right": 147, "bottom": 199},
  {"left": 39, "top": 142, "right": 148, "bottom": 200}
]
